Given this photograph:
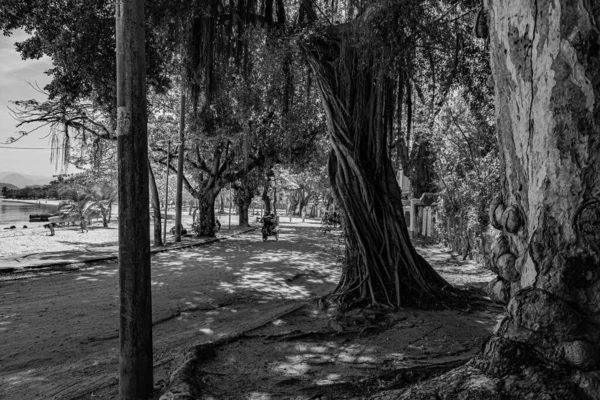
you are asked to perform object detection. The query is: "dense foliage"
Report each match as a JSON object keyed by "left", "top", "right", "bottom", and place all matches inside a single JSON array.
[{"left": 432, "top": 90, "right": 499, "bottom": 264}]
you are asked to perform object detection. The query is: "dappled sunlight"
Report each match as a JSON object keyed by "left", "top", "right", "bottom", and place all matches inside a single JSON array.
[
  {"left": 246, "top": 392, "right": 273, "bottom": 400},
  {"left": 0, "top": 319, "right": 11, "bottom": 332},
  {"left": 269, "top": 340, "right": 379, "bottom": 380},
  {"left": 134, "top": 227, "right": 341, "bottom": 300},
  {"left": 2, "top": 369, "right": 47, "bottom": 386},
  {"left": 315, "top": 373, "right": 345, "bottom": 386},
  {"left": 75, "top": 275, "right": 100, "bottom": 282},
  {"left": 218, "top": 270, "right": 311, "bottom": 299},
  {"left": 273, "top": 360, "right": 311, "bottom": 376},
  {"left": 416, "top": 244, "right": 496, "bottom": 290},
  {"left": 87, "top": 269, "right": 117, "bottom": 276}
]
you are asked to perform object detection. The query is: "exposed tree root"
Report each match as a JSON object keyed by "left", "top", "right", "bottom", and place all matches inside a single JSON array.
[
  {"left": 370, "top": 361, "right": 599, "bottom": 400},
  {"left": 369, "top": 338, "right": 600, "bottom": 400},
  {"left": 369, "top": 358, "right": 471, "bottom": 392},
  {"left": 158, "top": 302, "right": 306, "bottom": 399}
]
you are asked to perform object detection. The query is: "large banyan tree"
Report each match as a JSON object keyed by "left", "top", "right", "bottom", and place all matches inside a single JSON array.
[{"left": 301, "top": 0, "right": 479, "bottom": 308}]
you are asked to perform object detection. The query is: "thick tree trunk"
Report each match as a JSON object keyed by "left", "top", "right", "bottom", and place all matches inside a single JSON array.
[
  {"left": 482, "top": 0, "right": 600, "bottom": 385},
  {"left": 193, "top": 189, "right": 218, "bottom": 237},
  {"left": 372, "top": 1, "right": 600, "bottom": 398},
  {"left": 148, "top": 163, "right": 162, "bottom": 246},
  {"left": 234, "top": 184, "right": 253, "bottom": 228},
  {"left": 305, "top": 24, "right": 457, "bottom": 309}
]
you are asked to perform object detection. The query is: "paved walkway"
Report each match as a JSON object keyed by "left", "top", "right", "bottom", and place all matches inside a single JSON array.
[{"left": 0, "top": 229, "right": 255, "bottom": 273}]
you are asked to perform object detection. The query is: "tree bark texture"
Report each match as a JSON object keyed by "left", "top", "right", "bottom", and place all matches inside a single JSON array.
[
  {"left": 304, "top": 25, "right": 456, "bottom": 309},
  {"left": 483, "top": 0, "right": 600, "bottom": 390},
  {"left": 116, "top": 0, "right": 153, "bottom": 398},
  {"left": 193, "top": 189, "right": 218, "bottom": 237},
  {"left": 234, "top": 183, "right": 253, "bottom": 227},
  {"left": 148, "top": 163, "right": 162, "bottom": 246}
]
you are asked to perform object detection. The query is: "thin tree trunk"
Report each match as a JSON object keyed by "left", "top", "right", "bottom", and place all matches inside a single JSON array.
[
  {"left": 115, "top": 0, "right": 153, "bottom": 397},
  {"left": 261, "top": 184, "right": 271, "bottom": 215},
  {"left": 148, "top": 163, "right": 162, "bottom": 246},
  {"left": 174, "top": 76, "right": 186, "bottom": 242}
]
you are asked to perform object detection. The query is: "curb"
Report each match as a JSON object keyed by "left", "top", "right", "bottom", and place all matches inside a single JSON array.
[
  {"left": 158, "top": 301, "right": 307, "bottom": 400},
  {"left": 0, "top": 227, "right": 257, "bottom": 274}
]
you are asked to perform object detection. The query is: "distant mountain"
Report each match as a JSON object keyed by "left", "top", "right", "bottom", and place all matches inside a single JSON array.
[
  {"left": 0, "top": 182, "right": 19, "bottom": 190},
  {"left": 0, "top": 172, "right": 52, "bottom": 188}
]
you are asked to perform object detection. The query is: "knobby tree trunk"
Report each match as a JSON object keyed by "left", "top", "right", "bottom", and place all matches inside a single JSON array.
[
  {"left": 148, "top": 163, "right": 162, "bottom": 246},
  {"left": 115, "top": 0, "right": 153, "bottom": 397},
  {"left": 304, "top": 24, "right": 457, "bottom": 309},
  {"left": 373, "top": 1, "right": 600, "bottom": 398},
  {"left": 482, "top": 0, "right": 600, "bottom": 391}
]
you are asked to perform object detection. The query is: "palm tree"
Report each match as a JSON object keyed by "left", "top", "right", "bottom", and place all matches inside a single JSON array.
[
  {"left": 85, "top": 182, "right": 117, "bottom": 227},
  {"left": 58, "top": 183, "right": 117, "bottom": 228},
  {"left": 57, "top": 188, "right": 95, "bottom": 227}
]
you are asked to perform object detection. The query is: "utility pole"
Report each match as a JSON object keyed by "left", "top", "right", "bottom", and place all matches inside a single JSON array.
[
  {"left": 163, "top": 140, "right": 171, "bottom": 244},
  {"left": 116, "top": 0, "right": 153, "bottom": 398},
  {"left": 174, "top": 74, "right": 186, "bottom": 242}
]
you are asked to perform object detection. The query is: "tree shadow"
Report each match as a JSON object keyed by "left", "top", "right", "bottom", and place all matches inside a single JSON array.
[{"left": 193, "top": 302, "right": 501, "bottom": 399}]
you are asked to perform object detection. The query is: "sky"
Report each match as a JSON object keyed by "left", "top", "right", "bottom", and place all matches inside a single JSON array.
[{"left": 0, "top": 29, "right": 59, "bottom": 178}]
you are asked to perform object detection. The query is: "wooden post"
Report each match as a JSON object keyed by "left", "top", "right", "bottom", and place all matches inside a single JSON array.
[
  {"left": 174, "top": 79, "right": 186, "bottom": 242},
  {"left": 116, "top": 0, "right": 153, "bottom": 398},
  {"left": 228, "top": 186, "right": 232, "bottom": 230}
]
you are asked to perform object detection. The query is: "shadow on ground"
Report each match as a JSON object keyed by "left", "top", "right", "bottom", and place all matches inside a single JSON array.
[
  {"left": 157, "top": 223, "right": 503, "bottom": 400},
  {"left": 193, "top": 300, "right": 503, "bottom": 400}
]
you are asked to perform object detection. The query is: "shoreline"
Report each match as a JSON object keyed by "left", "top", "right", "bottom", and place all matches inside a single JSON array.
[{"left": 0, "top": 198, "right": 62, "bottom": 206}]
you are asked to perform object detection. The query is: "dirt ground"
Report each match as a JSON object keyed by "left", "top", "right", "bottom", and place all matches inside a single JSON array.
[
  {"left": 0, "top": 219, "right": 502, "bottom": 400},
  {"left": 178, "top": 241, "right": 501, "bottom": 400}
]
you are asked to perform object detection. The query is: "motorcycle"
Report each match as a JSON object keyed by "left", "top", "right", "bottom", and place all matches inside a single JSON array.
[{"left": 260, "top": 214, "right": 279, "bottom": 242}]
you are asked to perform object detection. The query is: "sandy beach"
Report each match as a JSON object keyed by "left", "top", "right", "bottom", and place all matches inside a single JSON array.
[{"left": 0, "top": 203, "right": 251, "bottom": 258}]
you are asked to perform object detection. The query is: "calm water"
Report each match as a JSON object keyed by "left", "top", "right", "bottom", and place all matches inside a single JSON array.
[{"left": 0, "top": 200, "right": 58, "bottom": 225}]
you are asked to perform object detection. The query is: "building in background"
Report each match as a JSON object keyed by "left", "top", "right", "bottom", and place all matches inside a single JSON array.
[{"left": 397, "top": 169, "right": 438, "bottom": 238}]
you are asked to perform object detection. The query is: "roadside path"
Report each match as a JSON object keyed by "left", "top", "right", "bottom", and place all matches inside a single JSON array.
[{"left": 0, "top": 221, "right": 341, "bottom": 399}]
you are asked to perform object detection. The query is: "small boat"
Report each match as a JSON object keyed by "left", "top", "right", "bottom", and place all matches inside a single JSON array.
[{"left": 29, "top": 213, "right": 58, "bottom": 222}]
